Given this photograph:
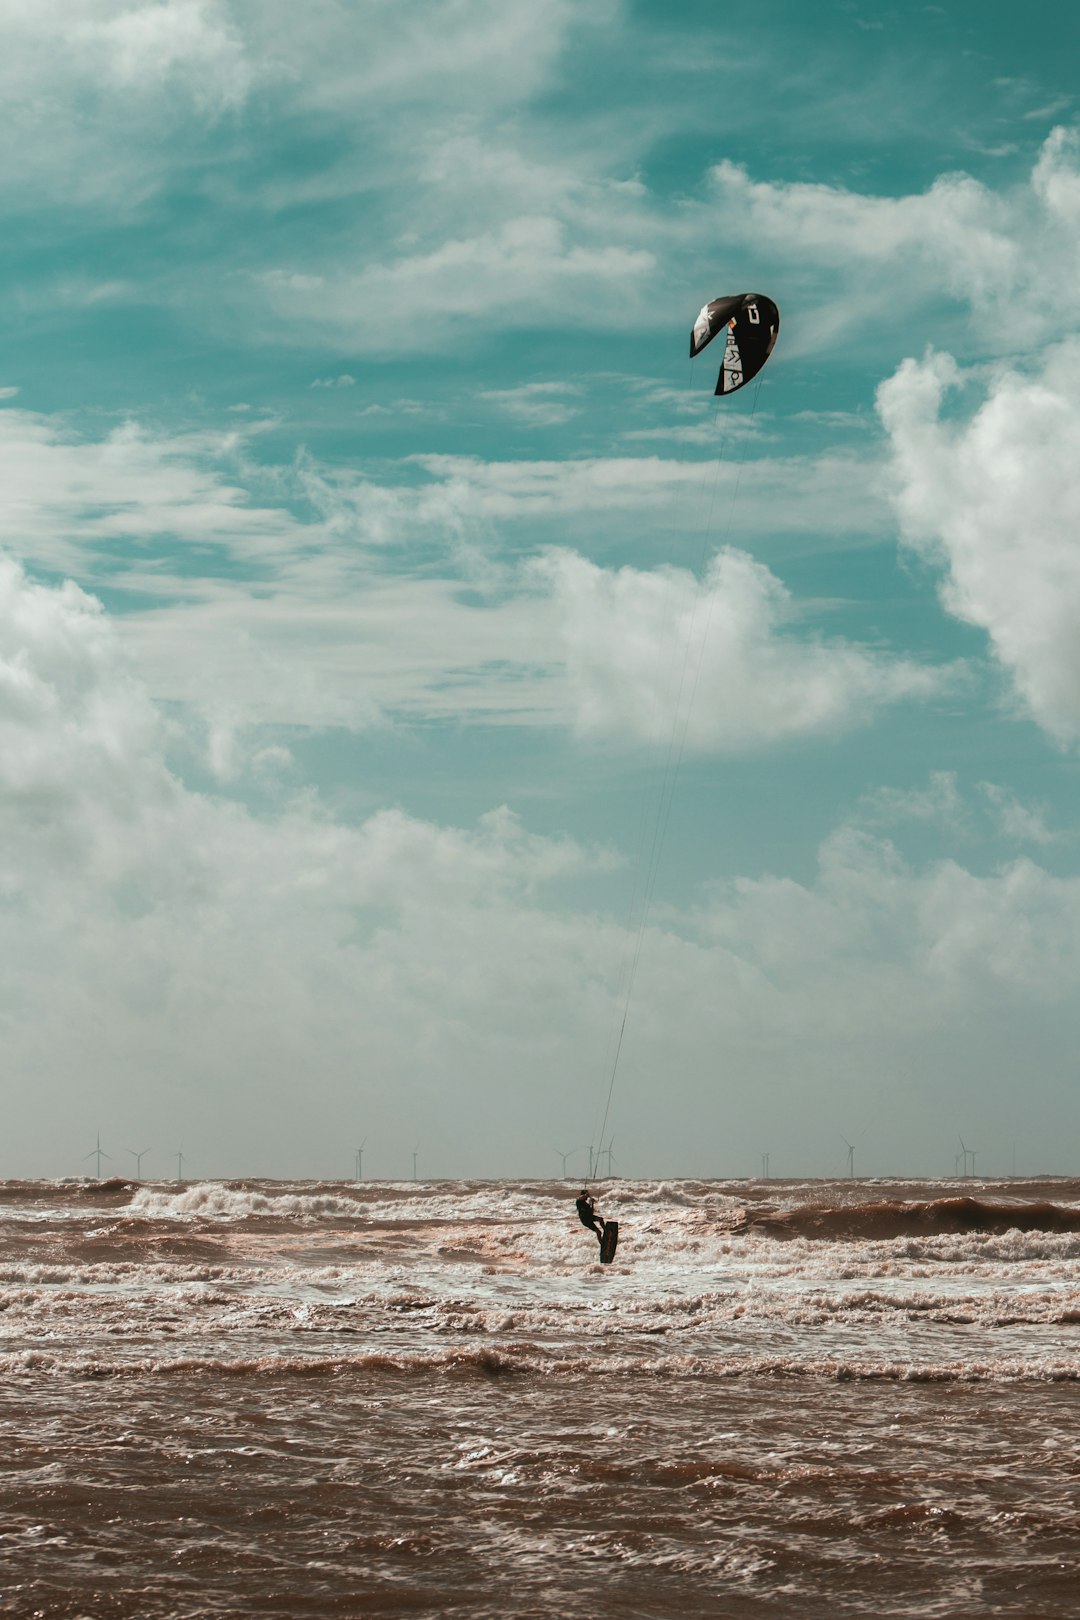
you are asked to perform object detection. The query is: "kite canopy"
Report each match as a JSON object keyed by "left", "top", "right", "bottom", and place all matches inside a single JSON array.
[{"left": 689, "top": 292, "right": 780, "bottom": 395}]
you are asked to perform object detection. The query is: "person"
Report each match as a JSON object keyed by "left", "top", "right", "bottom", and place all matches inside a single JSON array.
[{"left": 576, "top": 1187, "right": 605, "bottom": 1245}]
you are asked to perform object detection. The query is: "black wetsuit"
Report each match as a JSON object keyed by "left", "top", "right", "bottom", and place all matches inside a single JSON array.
[{"left": 576, "top": 1195, "right": 605, "bottom": 1241}]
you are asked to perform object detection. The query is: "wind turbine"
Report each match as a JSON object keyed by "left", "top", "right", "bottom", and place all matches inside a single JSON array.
[
  {"left": 841, "top": 1136, "right": 855, "bottom": 1178},
  {"left": 83, "top": 1134, "right": 110, "bottom": 1180},
  {"left": 761, "top": 1152, "right": 770, "bottom": 1181},
  {"left": 355, "top": 1139, "right": 367, "bottom": 1181},
  {"left": 411, "top": 1140, "right": 421, "bottom": 1182},
  {"left": 175, "top": 1149, "right": 185, "bottom": 1182},
  {"left": 600, "top": 1138, "right": 617, "bottom": 1178},
  {"left": 126, "top": 1147, "right": 151, "bottom": 1179},
  {"left": 958, "top": 1136, "right": 976, "bottom": 1178},
  {"left": 554, "top": 1147, "right": 578, "bottom": 1179}
]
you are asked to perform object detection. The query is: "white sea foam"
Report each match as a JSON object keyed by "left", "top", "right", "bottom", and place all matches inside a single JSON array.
[
  {"left": 126, "top": 1183, "right": 364, "bottom": 1221},
  {"left": 4, "top": 1175, "right": 1079, "bottom": 1620},
  {"left": 2, "top": 1177, "right": 1078, "bottom": 1375}
]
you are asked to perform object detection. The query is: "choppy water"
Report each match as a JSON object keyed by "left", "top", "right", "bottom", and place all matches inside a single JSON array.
[{"left": 2, "top": 1175, "right": 1078, "bottom": 1617}]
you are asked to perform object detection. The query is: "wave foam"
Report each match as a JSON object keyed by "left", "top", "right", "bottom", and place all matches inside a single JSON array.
[
  {"left": 3, "top": 1344, "right": 1078, "bottom": 1386},
  {"left": 126, "top": 1184, "right": 364, "bottom": 1222}
]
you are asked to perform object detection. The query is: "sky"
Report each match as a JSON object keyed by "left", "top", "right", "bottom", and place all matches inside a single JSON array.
[{"left": 3, "top": 0, "right": 1080, "bottom": 1182}]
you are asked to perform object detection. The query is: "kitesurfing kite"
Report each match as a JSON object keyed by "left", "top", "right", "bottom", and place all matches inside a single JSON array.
[{"left": 689, "top": 293, "right": 780, "bottom": 395}]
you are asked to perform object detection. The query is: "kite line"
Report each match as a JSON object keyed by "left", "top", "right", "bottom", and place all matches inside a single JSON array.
[{"left": 586, "top": 295, "right": 778, "bottom": 1183}]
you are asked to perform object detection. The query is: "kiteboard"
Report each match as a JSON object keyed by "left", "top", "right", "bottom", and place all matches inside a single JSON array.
[{"left": 599, "top": 1221, "right": 619, "bottom": 1265}]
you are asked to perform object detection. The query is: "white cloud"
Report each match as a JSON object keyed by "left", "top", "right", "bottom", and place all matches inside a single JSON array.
[
  {"left": 1, "top": 406, "right": 937, "bottom": 751},
  {"left": 480, "top": 382, "right": 584, "bottom": 427},
  {"left": 112, "top": 538, "right": 950, "bottom": 755},
  {"left": 250, "top": 0, "right": 595, "bottom": 118},
  {"left": 852, "top": 772, "right": 1069, "bottom": 852},
  {"left": 1, "top": 564, "right": 1077, "bottom": 1174},
  {"left": 850, "top": 773, "right": 1074, "bottom": 857},
  {"left": 80, "top": 0, "right": 251, "bottom": 108},
  {"left": 703, "top": 826, "right": 1080, "bottom": 1024},
  {"left": 391, "top": 449, "right": 888, "bottom": 542},
  {"left": 620, "top": 419, "right": 776, "bottom": 448},
  {"left": 856, "top": 772, "right": 965, "bottom": 830},
  {"left": 708, "top": 158, "right": 1013, "bottom": 290},
  {"left": 0, "top": 0, "right": 598, "bottom": 209},
  {"left": 977, "top": 782, "right": 1061, "bottom": 847},
  {"left": 0, "top": 554, "right": 623, "bottom": 1168},
  {"left": 255, "top": 217, "right": 655, "bottom": 348},
  {"left": 257, "top": 270, "right": 325, "bottom": 293},
  {"left": 16, "top": 276, "right": 135, "bottom": 315},
  {"left": 5, "top": 1, "right": 1077, "bottom": 372},
  {"left": 117, "top": 577, "right": 557, "bottom": 743},
  {"left": 0, "top": 555, "right": 160, "bottom": 803},
  {"left": 0, "top": 407, "right": 314, "bottom": 581},
  {"left": 0, "top": 1, "right": 252, "bottom": 210},
  {"left": 531, "top": 546, "right": 946, "bottom": 750},
  {"left": 706, "top": 127, "right": 1080, "bottom": 349},
  {"left": 0, "top": 557, "right": 177, "bottom": 917},
  {"left": 878, "top": 340, "right": 1080, "bottom": 743},
  {"left": 213, "top": 67, "right": 1080, "bottom": 360}
]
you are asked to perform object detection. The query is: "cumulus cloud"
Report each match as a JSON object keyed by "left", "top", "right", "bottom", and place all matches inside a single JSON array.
[
  {"left": 708, "top": 156, "right": 1015, "bottom": 305},
  {"left": 111, "top": 538, "right": 950, "bottom": 754},
  {"left": 2, "top": 406, "right": 919, "bottom": 748},
  {"left": 1, "top": 562, "right": 1076, "bottom": 1175},
  {"left": 532, "top": 546, "right": 946, "bottom": 750},
  {"left": 878, "top": 340, "right": 1080, "bottom": 743},
  {"left": 703, "top": 826, "right": 1080, "bottom": 1024},
  {"left": 0, "top": 557, "right": 162, "bottom": 821},
  {"left": 220, "top": 108, "right": 1080, "bottom": 358},
  {"left": 79, "top": 0, "right": 251, "bottom": 108},
  {"left": 5, "top": 2, "right": 1076, "bottom": 368},
  {"left": 707, "top": 126, "right": 1080, "bottom": 349},
  {"left": 0, "top": 554, "right": 618, "bottom": 1167}
]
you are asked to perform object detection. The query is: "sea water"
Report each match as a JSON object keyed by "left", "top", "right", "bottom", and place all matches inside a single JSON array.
[{"left": 1, "top": 1176, "right": 1078, "bottom": 1617}]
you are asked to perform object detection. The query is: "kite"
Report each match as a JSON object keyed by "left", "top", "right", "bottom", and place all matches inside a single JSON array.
[{"left": 689, "top": 293, "right": 780, "bottom": 395}]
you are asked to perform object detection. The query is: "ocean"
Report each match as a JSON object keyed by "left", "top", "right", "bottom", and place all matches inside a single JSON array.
[{"left": 1, "top": 1175, "right": 1078, "bottom": 1617}]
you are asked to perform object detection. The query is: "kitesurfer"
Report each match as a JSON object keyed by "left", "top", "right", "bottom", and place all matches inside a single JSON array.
[{"left": 576, "top": 1188, "right": 606, "bottom": 1246}]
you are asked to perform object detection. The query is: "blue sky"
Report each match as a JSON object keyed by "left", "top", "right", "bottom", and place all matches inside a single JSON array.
[{"left": 3, "top": 0, "right": 1080, "bottom": 1180}]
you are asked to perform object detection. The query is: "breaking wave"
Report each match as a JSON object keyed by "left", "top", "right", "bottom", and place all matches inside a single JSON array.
[
  {"left": 126, "top": 1184, "right": 364, "bottom": 1221},
  {"left": 3, "top": 1343, "right": 1078, "bottom": 1386},
  {"left": 735, "top": 1195, "right": 1080, "bottom": 1241}
]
